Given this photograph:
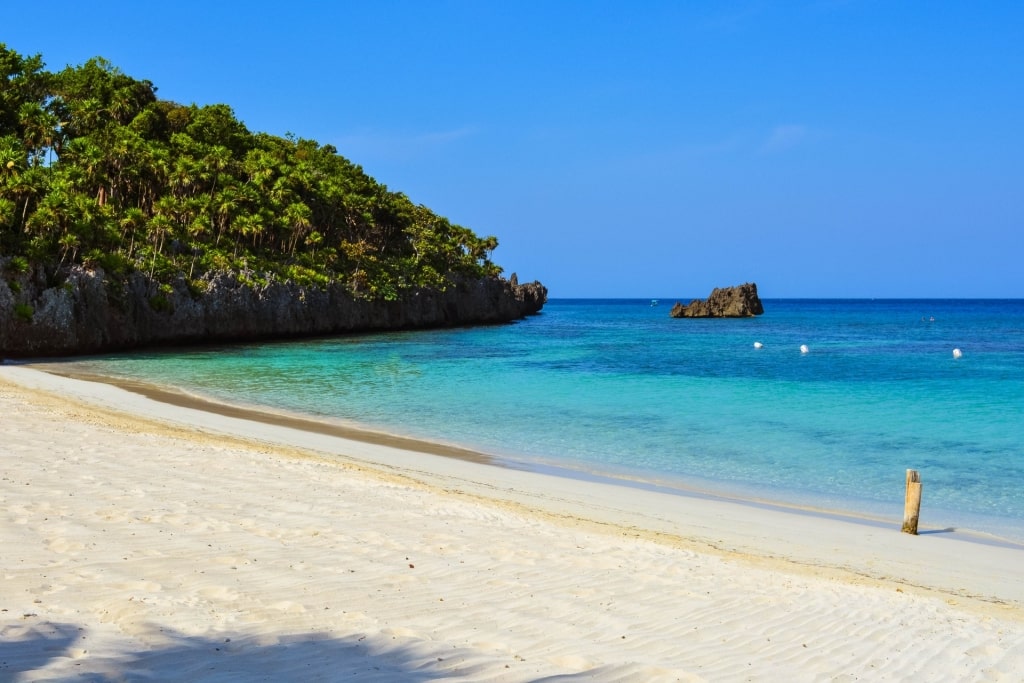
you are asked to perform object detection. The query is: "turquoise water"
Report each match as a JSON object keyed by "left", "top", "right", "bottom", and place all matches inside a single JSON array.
[{"left": 61, "top": 299, "right": 1024, "bottom": 542}]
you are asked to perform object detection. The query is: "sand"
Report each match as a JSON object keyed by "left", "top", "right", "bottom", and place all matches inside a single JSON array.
[{"left": 2, "top": 364, "right": 1023, "bottom": 681}]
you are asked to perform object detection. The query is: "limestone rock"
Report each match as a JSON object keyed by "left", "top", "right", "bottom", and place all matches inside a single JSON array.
[
  {"left": 669, "top": 283, "right": 764, "bottom": 318},
  {"left": 0, "top": 259, "right": 548, "bottom": 358}
]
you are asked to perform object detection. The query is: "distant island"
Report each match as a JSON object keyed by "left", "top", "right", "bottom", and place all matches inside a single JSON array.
[
  {"left": 0, "top": 45, "right": 545, "bottom": 357},
  {"left": 669, "top": 283, "right": 763, "bottom": 318}
]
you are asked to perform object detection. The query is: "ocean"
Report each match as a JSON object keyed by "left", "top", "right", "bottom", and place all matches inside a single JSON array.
[{"left": 56, "top": 299, "right": 1024, "bottom": 543}]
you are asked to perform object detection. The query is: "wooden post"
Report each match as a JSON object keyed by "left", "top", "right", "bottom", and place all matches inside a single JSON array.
[{"left": 902, "top": 469, "right": 922, "bottom": 535}]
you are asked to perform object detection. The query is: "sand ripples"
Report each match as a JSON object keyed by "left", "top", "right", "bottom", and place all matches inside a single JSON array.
[{"left": 2, "top": 379, "right": 1024, "bottom": 681}]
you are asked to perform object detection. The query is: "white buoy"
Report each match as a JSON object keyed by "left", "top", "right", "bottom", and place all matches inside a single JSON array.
[
  {"left": 753, "top": 341, "right": 763, "bottom": 349},
  {"left": 953, "top": 348, "right": 962, "bottom": 359},
  {"left": 800, "top": 344, "right": 809, "bottom": 354}
]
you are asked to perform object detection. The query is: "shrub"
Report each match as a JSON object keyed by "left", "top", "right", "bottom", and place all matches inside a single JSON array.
[
  {"left": 148, "top": 294, "right": 171, "bottom": 312},
  {"left": 186, "top": 278, "right": 209, "bottom": 298},
  {"left": 7, "top": 256, "right": 29, "bottom": 274},
  {"left": 149, "top": 283, "right": 175, "bottom": 313},
  {"left": 82, "top": 249, "right": 130, "bottom": 277},
  {"left": 14, "top": 303, "right": 33, "bottom": 322}
]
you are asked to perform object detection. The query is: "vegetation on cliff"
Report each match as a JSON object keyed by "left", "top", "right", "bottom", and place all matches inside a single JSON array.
[{"left": 0, "top": 44, "right": 504, "bottom": 300}]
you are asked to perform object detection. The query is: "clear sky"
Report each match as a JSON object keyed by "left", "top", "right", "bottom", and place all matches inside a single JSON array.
[{"left": 5, "top": 1, "right": 1022, "bottom": 298}]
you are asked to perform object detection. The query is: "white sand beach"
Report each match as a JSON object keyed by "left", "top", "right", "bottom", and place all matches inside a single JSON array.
[{"left": 2, "top": 364, "right": 1023, "bottom": 681}]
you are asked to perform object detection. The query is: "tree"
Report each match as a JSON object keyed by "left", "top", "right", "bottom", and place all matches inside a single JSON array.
[
  {"left": 18, "top": 101, "right": 61, "bottom": 165},
  {"left": 0, "top": 44, "right": 49, "bottom": 138},
  {"left": 1, "top": 46, "right": 514, "bottom": 300}
]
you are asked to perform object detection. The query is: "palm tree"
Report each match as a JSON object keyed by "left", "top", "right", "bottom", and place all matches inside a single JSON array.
[
  {"left": 17, "top": 101, "right": 60, "bottom": 166},
  {"left": 57, "top": 231, "right": 79, "bottom": 267},
  {"left": 212, "top": 185, "right": 239, "bottom": 244},
  {"left": 145, "top": 213, "right": 174, "bottom": 277},
  {"left": 119, "top": 207, "right": 145, "bottom": 259},
  {"left": 283, "top": 201, "right": 312, "bottom": 256}
]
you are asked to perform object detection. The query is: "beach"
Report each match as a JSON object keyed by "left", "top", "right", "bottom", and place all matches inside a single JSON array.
[{"left": 2, "top": 365, "right": 1023, "bottom": 681}]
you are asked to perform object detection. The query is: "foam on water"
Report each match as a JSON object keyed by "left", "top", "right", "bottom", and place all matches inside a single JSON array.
[{"left": 59, "top": 299, "right": 1024, "bottom": 542}]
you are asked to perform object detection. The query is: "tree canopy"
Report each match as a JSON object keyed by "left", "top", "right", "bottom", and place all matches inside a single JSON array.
[{"left": 0, "top": 44, "right": 503, "bottom": 299}]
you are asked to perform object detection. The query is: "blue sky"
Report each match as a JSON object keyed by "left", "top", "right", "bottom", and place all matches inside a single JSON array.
[{"left": 4, "top": 1, "right": 1022, "bottom": 298}]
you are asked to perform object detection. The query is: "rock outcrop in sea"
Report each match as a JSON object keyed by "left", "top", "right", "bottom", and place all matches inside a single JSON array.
[
  {"left": 669, "top": 283, "right": 764, "bottom": 318},
  {"left": 0, "top": 261, "right": 547, "bottom": 358}
]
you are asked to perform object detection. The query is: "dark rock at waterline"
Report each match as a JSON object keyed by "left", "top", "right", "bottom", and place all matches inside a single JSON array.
[
  {"left": 669, "top": 283, "right": 764, "bottom": 318},
  {"left": 0, "top": 260, "right": 547, "bottom": 358}
]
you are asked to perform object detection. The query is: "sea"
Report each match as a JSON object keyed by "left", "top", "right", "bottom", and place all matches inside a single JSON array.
[{"left": 54, "top": 299, "right": 1024, "bottom": 544}]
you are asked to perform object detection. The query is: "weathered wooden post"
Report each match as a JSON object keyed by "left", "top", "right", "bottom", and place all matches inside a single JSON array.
[{"left": 902, "top": 469, "right": 922, "bottom": 535}]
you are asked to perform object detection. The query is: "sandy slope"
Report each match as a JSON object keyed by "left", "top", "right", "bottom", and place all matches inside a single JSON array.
[{"left": 2, "top": 365, "right": 1023, "bottom": 681}]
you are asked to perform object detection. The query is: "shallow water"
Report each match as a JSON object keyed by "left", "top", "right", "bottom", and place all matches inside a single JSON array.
[{"left": 59, "top": 298, "right": 1024, "bottom": 542}]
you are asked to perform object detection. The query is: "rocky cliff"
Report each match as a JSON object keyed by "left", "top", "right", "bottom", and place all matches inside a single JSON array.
[
  {"left": 669, "top": 283, "right": 764, "bottom": 318},
  {"left": 0, "top": 261, "right": 547, "bottom": 358}
]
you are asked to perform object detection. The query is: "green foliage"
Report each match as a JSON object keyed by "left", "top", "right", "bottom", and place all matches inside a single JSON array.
[
  {"left": 82, "top": 248, "right": 130, "bottom": 276},
  {"left": 0, "top": 42, "right": 509, "bottom": 300},
  {"left": 13, "top": 302, "right": 33, "bottom": 322},
  {"left": 148, "top": 282, "right": 174, "bottom": 313},
  {"left": 148, "top": 294, "right": 171, "bottom": 312},
  {"left": 279, "top": 264, "right": 329, "bottom": 290},
  {"left": 6, "top": 255, "right": 29, "bottom": 274},
  {"left": 186, "top": 278, "right": 208, "bottom": 298}
]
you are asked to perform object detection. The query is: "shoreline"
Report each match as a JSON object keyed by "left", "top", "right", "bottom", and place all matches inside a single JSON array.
[
  {"left": 19, "top": 360, "right": 1024, "bottom": 550},
  {"left": 26, "top": 363, "right": 500, "bottom": 467},
  {"left": 4, "top": 363, "right": 1024, "bottom": 679},
  {"left": 4, "top": 363, "right": 1024, "bottom": 606}
]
